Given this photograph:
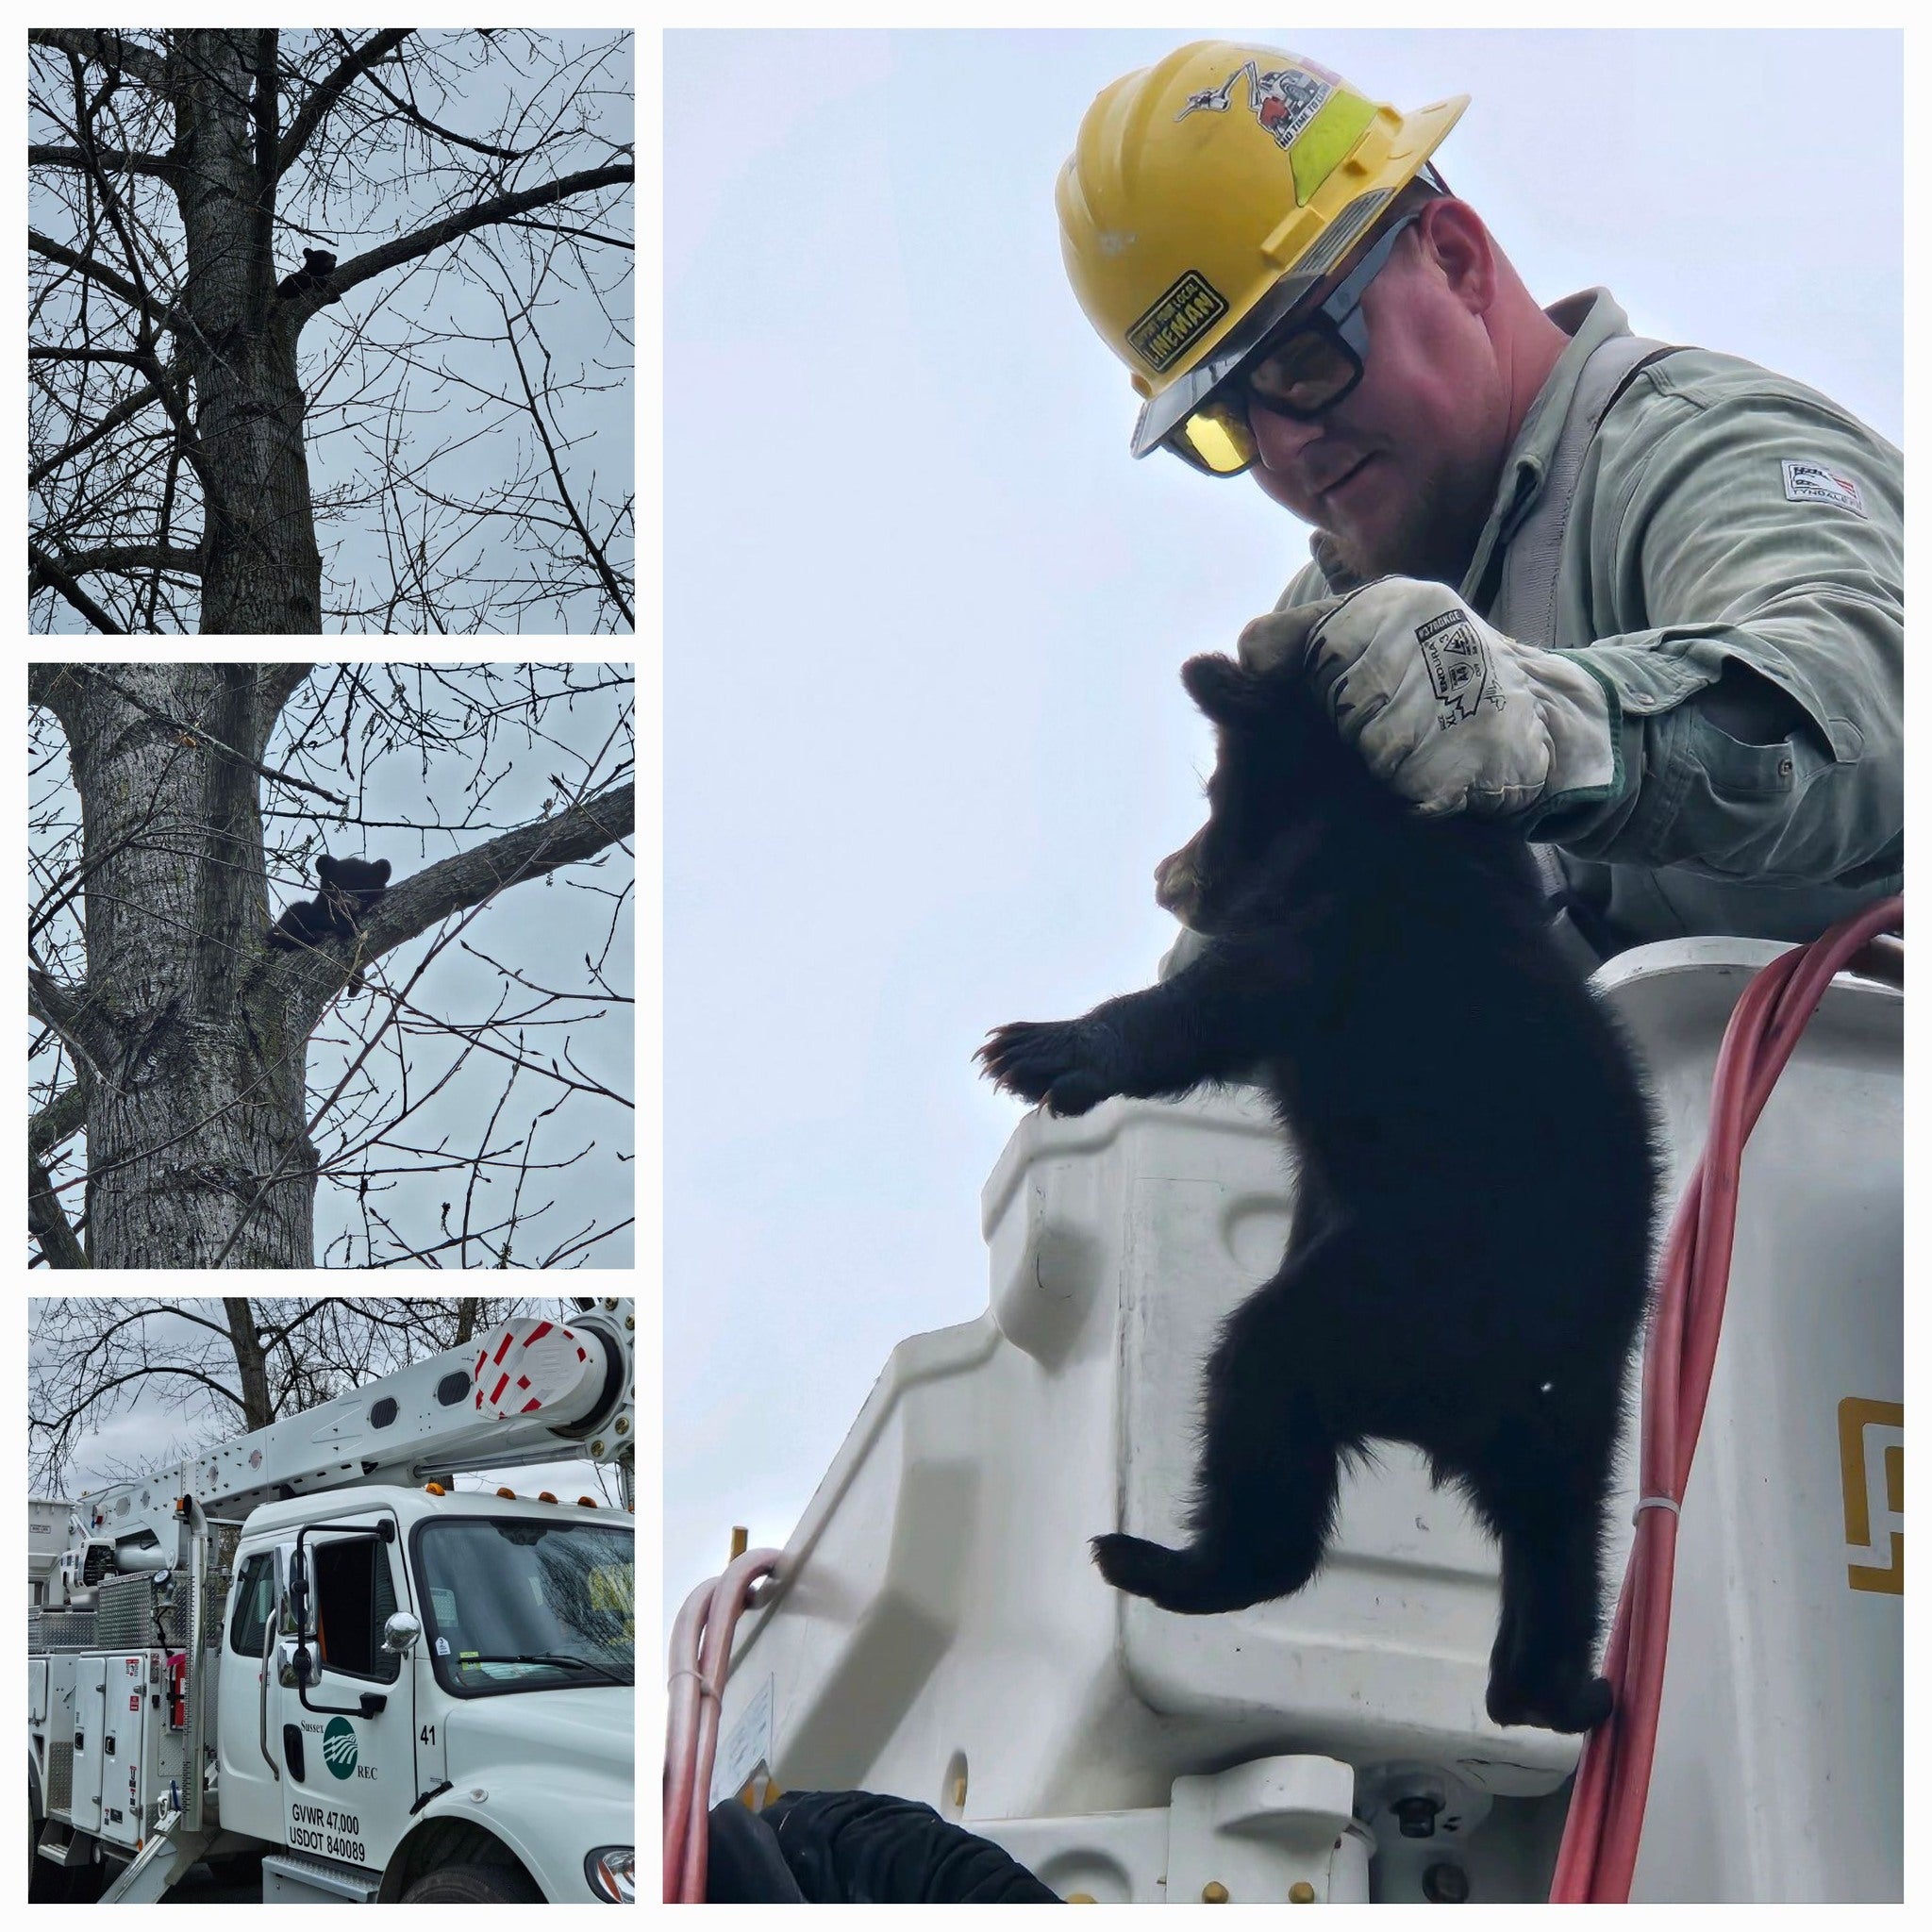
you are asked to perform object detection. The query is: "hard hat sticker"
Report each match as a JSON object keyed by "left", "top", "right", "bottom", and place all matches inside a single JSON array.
[
  {"left": 1126, "top": 271, "right": 1229, "bottom": 374},
  {"left": 1176, "top": 60, "right": 1333, "bottom": 152},
  {"left": 1781, "top": 458, "right": 1867, "bottom": 518}
]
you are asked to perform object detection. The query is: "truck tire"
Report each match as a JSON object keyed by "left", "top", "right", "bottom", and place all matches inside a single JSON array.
[{"left": 401, "top": 1861, "right": 542, "bottom": 1903}]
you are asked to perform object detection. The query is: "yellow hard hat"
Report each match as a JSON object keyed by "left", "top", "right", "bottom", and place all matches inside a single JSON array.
[{"left": 1057, "top": 42, "right": 1468, "bottom": 458}]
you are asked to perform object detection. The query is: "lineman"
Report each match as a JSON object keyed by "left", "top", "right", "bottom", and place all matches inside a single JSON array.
[{"left": 1058, "top": 42, "right": 1901, "bottom": 956}]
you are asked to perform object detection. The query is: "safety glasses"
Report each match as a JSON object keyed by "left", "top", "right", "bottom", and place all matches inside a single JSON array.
[{"left": 1162, "top": 208, "right": 1424, "bottom": 478}]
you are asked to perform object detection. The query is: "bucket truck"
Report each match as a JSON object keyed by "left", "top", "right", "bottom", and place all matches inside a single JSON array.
[{"left": 29, "top": 1299, "right": 635, "bottom": 1905}]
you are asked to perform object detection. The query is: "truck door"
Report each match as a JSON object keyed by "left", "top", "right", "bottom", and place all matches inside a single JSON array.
[
  {"left": 99, "top": 1652, "right": 154, "bottom": 1849},
  {"left": 71, "top": 1657, "right": 108, "bottom": 1834},
  {"left": 216, "top": 1542, "right": 286, "bottom": 1842},
  {"left": 279, "top": 1520, "right": 416, "bottom": 1877}
]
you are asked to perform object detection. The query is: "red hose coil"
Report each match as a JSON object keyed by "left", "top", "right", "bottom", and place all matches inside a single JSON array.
[{"left": 1552, "top": 895, "right": 1902, "bottom": 1902}]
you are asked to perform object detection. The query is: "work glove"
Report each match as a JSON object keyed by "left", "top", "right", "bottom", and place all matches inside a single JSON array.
[{"left": 1238, "top": 577, "right": 1617, "bottom": 823}]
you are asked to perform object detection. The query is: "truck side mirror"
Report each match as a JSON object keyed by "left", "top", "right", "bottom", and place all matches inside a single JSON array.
[
  {"left": 289, "top": 1547, "right": 308, "bottom": 1615},
  {"left": 381, "top": 1611, "right": 422, "bottom": 1656}
]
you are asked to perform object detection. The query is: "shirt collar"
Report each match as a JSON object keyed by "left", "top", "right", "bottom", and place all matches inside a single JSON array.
[{"left": 1458, "top": 288, "right": 1632, "bottom": 599}]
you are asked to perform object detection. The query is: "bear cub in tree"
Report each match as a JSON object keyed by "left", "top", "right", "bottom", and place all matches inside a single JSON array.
[
  {"left": 269, "top": 855, "right": 390, "bottom": 988},
  {"left": 275, "top": 247, "right": 340, "bottom": 304},
  {"left": 979, "top": 649, "right": 1659, "bottom": 1734}
]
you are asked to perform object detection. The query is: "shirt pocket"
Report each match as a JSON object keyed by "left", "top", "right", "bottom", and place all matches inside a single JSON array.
[{"left": 1685, "top": 713, "right": 1805, "bottom": 797}]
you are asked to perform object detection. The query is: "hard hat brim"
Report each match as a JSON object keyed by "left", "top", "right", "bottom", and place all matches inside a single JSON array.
[{"left": 1130, "top": 92, "right": 1468, "bottom": 459}]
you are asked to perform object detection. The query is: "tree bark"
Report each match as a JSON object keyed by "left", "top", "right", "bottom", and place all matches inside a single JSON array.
[
  {"left": 56, "top": 664, "right": 315, "bottom": 1266},
  {"left": 172, "top": 30, "right": 326, "bottom": 633}
]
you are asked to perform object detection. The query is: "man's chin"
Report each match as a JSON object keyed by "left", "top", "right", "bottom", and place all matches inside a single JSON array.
[{"left": 1320, "top": 520, "right": 1457, "bottom": 590}]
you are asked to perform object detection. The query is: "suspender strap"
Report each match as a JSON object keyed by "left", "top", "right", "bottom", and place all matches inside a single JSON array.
[
  {"left": 1490, "top": 334, "right": 1681, "bottom": 650},
  {"left": 1486, "top": 333, "right": 1683, "bottom": 929}
]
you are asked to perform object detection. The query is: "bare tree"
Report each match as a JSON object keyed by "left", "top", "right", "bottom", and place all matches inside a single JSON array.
[
  {"left": 29, "top": 661, "right": 634, "bottom": 1270},
  {"left": 29, "top": 27, "right": 633, "bottom": 633},
  {"left": 28, "top": 1295, "right": 535, "bottom": 1495}
]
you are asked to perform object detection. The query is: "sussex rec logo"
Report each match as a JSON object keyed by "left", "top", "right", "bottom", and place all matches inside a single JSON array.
[
  {"left": 1126, "top": 272, "right": 1228, "bottom": 375},
  {"left": 323, "top": 1715, "right": 358, "bottom": 1780}
]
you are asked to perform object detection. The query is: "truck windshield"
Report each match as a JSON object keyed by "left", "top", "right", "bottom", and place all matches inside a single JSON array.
[{"left": 413, "top": 1516, "right": 634, "bottom": 1696}]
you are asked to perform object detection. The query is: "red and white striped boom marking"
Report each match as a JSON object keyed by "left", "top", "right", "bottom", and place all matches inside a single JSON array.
[{"left": 472, "top": 1319, "right": 597, "bottom": 1420}]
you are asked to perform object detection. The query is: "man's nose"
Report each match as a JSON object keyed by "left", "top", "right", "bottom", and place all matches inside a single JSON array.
[{"left": 1248, "top": 403, "right": 1324, "bottom": 473}]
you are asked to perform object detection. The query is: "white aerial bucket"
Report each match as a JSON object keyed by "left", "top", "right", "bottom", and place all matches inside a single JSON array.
[{"left": 713, "top": 936, "right": 1900, "bottom": 1903}]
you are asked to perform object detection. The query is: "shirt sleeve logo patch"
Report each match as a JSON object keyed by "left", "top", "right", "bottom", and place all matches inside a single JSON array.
[{"left": 1781, "top": 458, "right": 1868, "bottom": 518}]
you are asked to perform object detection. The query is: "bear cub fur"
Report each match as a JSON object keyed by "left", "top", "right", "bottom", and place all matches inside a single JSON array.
[
  {"left": 269, "top": 855, "right": 390, "bottom": 987},
  {"left": 275, "top": 247, "right": 340, "bottom": 305},
  {"left": 979, "top": 650, "right": 1659, "bottom": 1733}
]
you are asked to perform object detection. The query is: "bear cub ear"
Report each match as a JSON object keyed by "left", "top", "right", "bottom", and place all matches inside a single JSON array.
[{"left": 1181, "top": 652, "right": 1266, "bottom": 725}]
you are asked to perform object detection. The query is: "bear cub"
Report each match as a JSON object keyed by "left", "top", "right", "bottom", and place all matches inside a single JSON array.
[
  {"left": 979, "top": 650, "right": 1659, "bottom": 1734},
  {"left": 269, "top": 855, "right": 390, "bottom": 988},
  {"left": 275, "top": 247, "right": 340, "bottom": 305}
]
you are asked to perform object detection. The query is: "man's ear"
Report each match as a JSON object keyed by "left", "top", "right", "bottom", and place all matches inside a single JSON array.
[{"left": 1181, "top": 652, "right": 1264, "bottom": 725}]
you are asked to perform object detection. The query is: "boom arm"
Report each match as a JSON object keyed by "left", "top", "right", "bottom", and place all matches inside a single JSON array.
[{"left": 73, "top": 1302, "right": 634, "bottom": 1565}]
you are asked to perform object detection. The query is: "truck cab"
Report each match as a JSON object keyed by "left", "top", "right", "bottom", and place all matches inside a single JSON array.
[{"left": 217, "top": 1487, "right": 634, "bottom": 1902}]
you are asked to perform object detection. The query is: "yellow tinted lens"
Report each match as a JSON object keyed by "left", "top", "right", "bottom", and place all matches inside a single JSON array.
[
  {"left": 1175, "top": 400, "right": 1255, "bottom": 475},
  {"left": 1248, "top": 330, "right": 1353, "bottom": 412}
]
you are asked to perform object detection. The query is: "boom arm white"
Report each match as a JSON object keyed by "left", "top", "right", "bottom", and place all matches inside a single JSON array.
[{"left": 73, "top": 1302, "right": 633, "bottom": 1565}]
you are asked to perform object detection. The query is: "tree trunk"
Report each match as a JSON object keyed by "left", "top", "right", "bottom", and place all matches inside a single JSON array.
[
  {"left": 173, "top": 29, "right": 325, "bottom": 633},
  {"left": 223, "top": 1298, "right": 276, "bottom": 1430},
  {"left": 66, "top": 665, "right": 318, "bottom": 1266}
]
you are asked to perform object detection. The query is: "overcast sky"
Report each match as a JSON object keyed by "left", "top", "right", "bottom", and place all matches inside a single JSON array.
[{"left": 663, "top": 27, "right": 1905, "bottom": 1624}]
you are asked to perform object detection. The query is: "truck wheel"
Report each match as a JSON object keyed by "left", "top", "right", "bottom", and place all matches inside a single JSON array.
[{"left": 401, "top": 1862, "right": 542, "bottom": 1903}]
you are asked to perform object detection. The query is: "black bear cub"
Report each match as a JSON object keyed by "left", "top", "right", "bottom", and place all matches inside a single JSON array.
[
  {"left": 269, "top": 856, "right": 390, "bottom": 988},
  {"left": 979, "top": 651, "right": 1658, "bottom": 1734},
  {"left": 275, "top": 247, "right": 340, "bottom": 304}
]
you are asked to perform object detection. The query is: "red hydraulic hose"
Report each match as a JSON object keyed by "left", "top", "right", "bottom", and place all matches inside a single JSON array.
[
  {"left": 662, "top": 1547, "right": 783, "bottom": 1904},
  {"left": 1550, "top": 895, "right": 1902, "bottom": 1903}
]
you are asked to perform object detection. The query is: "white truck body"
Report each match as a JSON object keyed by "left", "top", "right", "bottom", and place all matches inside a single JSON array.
[
  {"left": 30, "top": 1300, "right": 636, "bottom": 1905},
  {"left": 30, "top": 1499, "right": 71, "bottom": 1607},
  {"left": 711, "top": 941, "right": 1901, "bottom": 1903}
]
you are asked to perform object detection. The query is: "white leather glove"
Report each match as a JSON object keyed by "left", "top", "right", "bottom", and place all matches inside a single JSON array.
[{"left": 1238, "top": 578, "right": 1618, "bottom": 822}]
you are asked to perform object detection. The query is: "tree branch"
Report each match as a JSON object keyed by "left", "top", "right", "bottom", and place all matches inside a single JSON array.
[
  {"left": 28, "top": 29, "right": 169, "bottom": 90},
  {"left": 28, "top": 968, "right": 121, "bottom": 1081},
  {"left": 30, "top": 344, "right": 153, "bottom": 367},
  {"left": 30, "top": 373, "right": 176, "bottom": 487},
  {"left": 30, "top": 1077, "right": 92, "bottom": 1160},
  {"left": 502, "top": 307, "right": 633, "bottom": 626},
  {"left": 275, "top": 28, "right": 414, "bottom": 177},
  {"left": 256, "top": 663, "right": 315, "bottom": 724},
  {"left": 27, "top": 664, "right": 90, "bottom": 728},
  {"left": 29, "top": 1152, "right": 90, "bottom": 1269},
  {"left": 325, "top": 164, "right": 634, "bottom": 307},
  {"left": 66, "top": 665, "right": 346, "bottom": 805},
  {"left": 34, "top": 543, "right": 204, "bottom": 581},
  {"left": 360, "top": 779, "right": 635, "bottom": 966},
  {"left": 28, "top": 230, "right": 175, "bottom": 331},
  {"left": 30, "top": 143, "right": 175, "bottom": 177},
  {"left": 27, "top": 549, "right": 127, "bottom": 635}
]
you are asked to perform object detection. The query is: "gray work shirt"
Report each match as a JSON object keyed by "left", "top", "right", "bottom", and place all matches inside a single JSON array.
[{"left": 1277, "top": 290, "right": 1903, "bottom": 951}]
